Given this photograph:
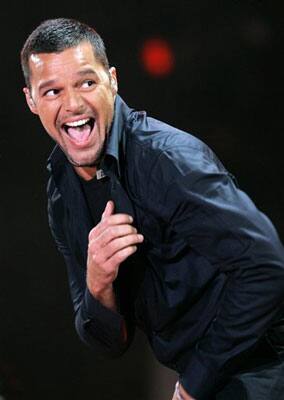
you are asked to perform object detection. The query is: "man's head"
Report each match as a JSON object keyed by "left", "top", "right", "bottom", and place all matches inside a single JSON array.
[
  {"left": 21, "top": 18, "right": 118, "bottom": 174},
  {"left": 21, "top": 18, "right": 110, "bottom": 90}
]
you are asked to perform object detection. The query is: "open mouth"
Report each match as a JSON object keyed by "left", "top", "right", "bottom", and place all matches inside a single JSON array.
[{"left": 63, "top": 117, "right": 95, "bottom": 143}]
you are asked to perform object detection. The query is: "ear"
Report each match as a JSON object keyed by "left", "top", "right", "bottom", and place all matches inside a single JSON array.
[
  {"left": 23, "top": 87, "right": 38, "bottom": 115},
  {"left": 109, "top": 67, "right": 118, "bottom": 95}
]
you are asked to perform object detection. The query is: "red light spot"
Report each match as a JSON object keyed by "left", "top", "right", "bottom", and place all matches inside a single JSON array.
[{"left": 140, "top": 38, "right": 175, "bottom": 77}]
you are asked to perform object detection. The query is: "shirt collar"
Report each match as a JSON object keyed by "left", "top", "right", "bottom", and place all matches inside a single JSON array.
[{"left": 102, "top": 94, "right": 133, "bottom": 177}]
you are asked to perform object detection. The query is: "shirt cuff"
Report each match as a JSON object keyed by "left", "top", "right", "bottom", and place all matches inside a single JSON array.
[
  {"left": 179, "top": 352, "right": 219, "bottom": 400},
  {"left": 80, "top": 288, "right": 125, "bottom": 349}
]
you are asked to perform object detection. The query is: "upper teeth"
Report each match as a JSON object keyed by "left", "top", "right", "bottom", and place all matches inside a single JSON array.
[{"left": 65, "top": 118, "right": 89, "bottom": 127}]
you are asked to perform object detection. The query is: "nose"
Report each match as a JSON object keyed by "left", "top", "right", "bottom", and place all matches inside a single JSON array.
[{"left": 62, "top": 88, "right": 84, "bottom": 113}]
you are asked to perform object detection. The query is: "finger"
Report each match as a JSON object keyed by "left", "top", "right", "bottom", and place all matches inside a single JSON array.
[
  {"left": 172, "top": 382, "right": 181, "bottom": 400},
  {"left": 89, "top": 213, "right": 134, "bottom": 239},
  {"left": 104, "top": 234, "right": 144, "bottom": 259},
  {"left": 104, "top": 245, "right": 138, "bottom": 270},
  {"left": 90, "top": 224, "right": 138, "bottom": 247},
  {"left": 102, "top": 200, "right": 114, "bottom": 220},
  {"left": 90, "top": 233, "right": 143, "bottom": 265}
]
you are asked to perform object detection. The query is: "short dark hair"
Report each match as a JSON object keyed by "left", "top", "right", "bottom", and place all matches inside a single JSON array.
[{"left": 21, "top": 17, "right": 109, "bottom": 88}]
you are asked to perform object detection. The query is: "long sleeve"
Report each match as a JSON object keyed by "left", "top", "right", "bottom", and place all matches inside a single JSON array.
[
  {"left": 47, "top": 181, "right": 134, "bottom": 358},
  {"left": 148, "top": 144, "right": 284, "bottom": 399}
]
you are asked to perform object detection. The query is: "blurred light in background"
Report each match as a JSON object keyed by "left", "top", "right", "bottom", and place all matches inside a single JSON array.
[{"left": 140, "top": 38, "right": 175, "bottom": 77}]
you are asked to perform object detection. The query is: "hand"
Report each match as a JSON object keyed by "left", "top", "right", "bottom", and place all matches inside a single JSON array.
[
  {"left": 172, "top": 382, "right": 196, "bottom": 400},
  {"left": 86, "top": 200, "right": 144, "bottom": 309}
]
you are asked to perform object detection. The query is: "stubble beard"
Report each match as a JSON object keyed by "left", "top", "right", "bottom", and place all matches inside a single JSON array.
[{"left": 65, "top": 138, "right": 107, "bottom": 168}]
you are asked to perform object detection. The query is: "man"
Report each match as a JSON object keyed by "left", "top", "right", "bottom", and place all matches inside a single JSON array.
[{"left": 21, "top": 18, "right": 284, "bottom": 400}]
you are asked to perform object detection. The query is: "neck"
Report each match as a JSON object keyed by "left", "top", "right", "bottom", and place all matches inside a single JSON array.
[{"left": 74, "top": 165, "right": 97, "bottom": 181}]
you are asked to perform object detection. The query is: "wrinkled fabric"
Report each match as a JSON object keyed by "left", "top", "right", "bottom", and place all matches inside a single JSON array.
[{"left": 47, "top": 96, "right": 284, "bottom": 399}]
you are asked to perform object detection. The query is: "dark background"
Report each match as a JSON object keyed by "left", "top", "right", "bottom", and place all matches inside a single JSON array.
[{"left": 0, "top": 1, "right": 283, "bottom": 399}]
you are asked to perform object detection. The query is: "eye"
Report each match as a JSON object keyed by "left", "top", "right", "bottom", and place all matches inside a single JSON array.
[
  {"left": 44, "top": 88, "right": 60, "bottom": 97},
  {"left": 81, "top": 80, "right": 95, "bottom": 89}
]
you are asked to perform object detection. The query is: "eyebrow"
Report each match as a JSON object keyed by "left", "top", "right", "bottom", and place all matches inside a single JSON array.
[
  {"left": 38, "top": 79, "right": 57, "bottom": 93},
  {"left": 76, "top": 68, "right": 100, "bottom": 79},
  {"left": 38, "top": 69, "right": 101, "bottom": 93}
]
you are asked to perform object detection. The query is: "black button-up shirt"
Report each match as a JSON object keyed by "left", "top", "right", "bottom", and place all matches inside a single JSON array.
[{"left": 47, "top": 95, "right": 284, "bottom": 399}]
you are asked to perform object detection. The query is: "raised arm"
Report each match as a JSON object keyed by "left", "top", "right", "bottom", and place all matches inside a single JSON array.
[{"left": 47, "top": 186, "right": 142, "bottom": 357}]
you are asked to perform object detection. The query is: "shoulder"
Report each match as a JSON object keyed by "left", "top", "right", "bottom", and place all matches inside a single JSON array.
[
  {"left": 125, "top": 112, "right": 225, "bottom": 183},
  {"left": 122, "top": 112, "right": 227, "bottom": 208},
  {"left": 126, "top": 111, "right": 206, "bottom": 154}
]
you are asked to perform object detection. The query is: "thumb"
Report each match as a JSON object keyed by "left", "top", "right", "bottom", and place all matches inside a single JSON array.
[{"left": 102, "top": 200, "right": 115, "bottom": 220}]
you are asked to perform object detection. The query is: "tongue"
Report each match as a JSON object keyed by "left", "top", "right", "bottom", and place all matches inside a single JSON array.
[{"left": 67, "top": 124, "right": 91, "bottom": 142}]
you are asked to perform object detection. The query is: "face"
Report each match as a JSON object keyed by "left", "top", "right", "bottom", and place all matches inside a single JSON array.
[{"left": 24, "top": 42, "right": 117, "bottom": 172}]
